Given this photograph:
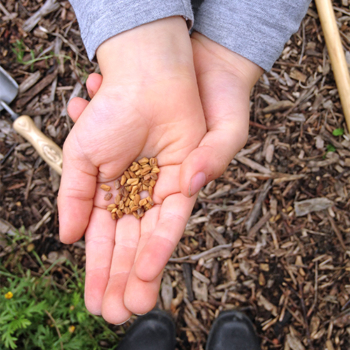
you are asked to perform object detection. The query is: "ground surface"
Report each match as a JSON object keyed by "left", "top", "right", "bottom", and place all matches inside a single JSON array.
[{"left": 1, "top": 1, "right": 350, "bottom": 349}]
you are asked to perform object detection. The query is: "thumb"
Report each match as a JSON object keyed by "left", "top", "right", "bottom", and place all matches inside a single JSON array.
[{"left": 180, "top": 120, "right": 248, "bottom": 197}]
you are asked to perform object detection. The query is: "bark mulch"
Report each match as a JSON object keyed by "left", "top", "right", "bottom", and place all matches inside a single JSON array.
[{"left": 1, "top": 1, "right": 350, "bottom": 349}]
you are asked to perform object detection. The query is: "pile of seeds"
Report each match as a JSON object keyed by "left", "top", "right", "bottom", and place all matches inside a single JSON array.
[{"left": 100, "top": 157, "right": 159, "bottom": 220}]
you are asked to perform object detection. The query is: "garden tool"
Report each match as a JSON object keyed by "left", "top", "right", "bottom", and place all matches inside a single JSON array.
[
  {"left": 0, "top": 66, "right": 62, "bottom": 175},
  {"left": 315, "top": 0, "right": 350, "bottom": 133}
]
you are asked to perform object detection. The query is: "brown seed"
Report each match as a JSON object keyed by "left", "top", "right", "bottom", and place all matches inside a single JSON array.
[
  {"left": 137, "top": 208, "right": 144, "bottom": 217},
  {"left": 114, "top": 194, "right": 121, "bottom": 205},
  {"left": 137, "top": 183, "right": 142, "bottom": 191},
  {"left": 149, "top": 179, "right": 156, "bottom": 187},
  {"left": 150, "top": 158, "right": 158, "bottom": 167},
  {"left": 144, "top": 173, "right": 152, "bottom": 181},
  {"left": 121, "top": 187, "right": 128, "bottom": 197},
  {"left": 117, "top": 209, "right": 123, "bottom": 219},
  {"left": 111, "top": 208, "right": 118, "bottom": 213},
  {"left": 119, "top": 201, "right": 125, "bottom": 210},
  {"left": 129, "top": 194, "right": 135, "bottom": 200},
  {"left": 129, "top": 201, "right": 134, "bottom": 208},
  {"left": 135, "top": 170, "right": 142, "bottom": 176},
  {"left": 124, "top": 207, "right": 131, "bottom": 215},
  {"left": 121, "top": 175, "right": 126, "bottom": 186},
  {"left": 143, "top": 184, "right": 148, "bottom": 191},
  {"left": 140, "top": 167, "right": 151, "bottom": 176},
  {"left": 143, "top": 180, "right": 150, "bottom": 186},
  {"left": 131, "top": 186, "right": 138, "bottom": 195},
  {"left": 101, "top": 184, "right": 111, "bottom": 192},
  {"left": 139, "top": 198, "right": 148, "bottom": 207},
  {"left": 150, "top": 173, "right": 158, "bottom": 180},
  {"left": 133, "top": 212, "right": 140, "bottom": 219},
  {"left": 134, "top": 194, "right": 140, "bottom": 206},
  {"left": 114, "top": 180, "right": 121, "bottom": 190},
  {"left": 130, "top": 163, "right": 140, "bottom": 172},
  {"left": 125, "top": 198, "right": 131, "bottom": 207},
  {"left": 147, "top": 196, "right": 154, "bottom": 206},
  {"left": 107, "top": 204, "right": 116, "bottom": 211},
  {"left": 148, "top": 187, "right": 153, "bottom": 196},
  {"left": 151, "top": 167, "right": 160, "bottom": 173},
  {"left": 111, "top": 213, "right": 117, "bottom": 220},
  {"left": 131, "top": 205, "right": 139, "bottom": 213},
  {"left": 138, "top": 157, "right": 149, "bottom": 165},
  {"left": 126, "top": 185, "right": 132, "bottom": 192},
  {"left": 124, "top": 170, "right": 131, "bottom": 179},
  {"left": 145, "top": 203, "right": 152, "bottom": 210},
  {"left": 104, "top": 192, "right": 112, "bottom": 201},
  {"left": 127, "top": 178, "right": 139, "bottom": 185},
  {"left": 128, "top": 170, "right": 137, "bottom": 178}
]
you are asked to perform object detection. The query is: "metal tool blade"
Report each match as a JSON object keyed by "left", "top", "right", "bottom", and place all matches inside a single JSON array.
[{"left": 0, "top": 66, "right": 19, "bottom": 112}]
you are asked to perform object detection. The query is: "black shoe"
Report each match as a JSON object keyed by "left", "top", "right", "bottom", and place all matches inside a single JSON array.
[
  {"left": 206, "top": 310, "right": 260, "bottom": 350},
  {"left": 116, "top": 309, "right": 176, "bottom": 350}
]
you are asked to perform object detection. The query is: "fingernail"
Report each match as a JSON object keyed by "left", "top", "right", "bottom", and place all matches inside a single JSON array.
[
  {"left": 189, "top": 172, "right": 206, "bottom": 197},
  {"left": 114, "top": 317, "right": 131, "bottom": 325}
]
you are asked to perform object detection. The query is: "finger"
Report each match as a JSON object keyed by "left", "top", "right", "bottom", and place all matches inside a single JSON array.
[
  {"left": 124, "top": 268, "right": 163, "bottom": 315},
  {"left": 84, "top": 207, "right": 116, "bottom": 315},
  {"left": 58, "top": 139, "right": 97, "bottom": 244},
  {"left": 134, "top": 193, "right": 197, "bottom": 282},
  {"left": 101, "top": 215, "right": 140, "bottom": 324},
  {"left": 67, "top": 97, "right": 89, "bottom": 123},
  {"left": 180, "top": 71, "right": 251, "bottom": 197},
  {"left": 86, "top": 73, "right": 103, "bottom": 99},
  {"left": 180, "top": 122, "right": 248, "bottom": 197}
]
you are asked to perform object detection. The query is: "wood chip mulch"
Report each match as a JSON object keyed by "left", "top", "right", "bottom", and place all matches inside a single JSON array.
[{"left": 1, "top": 1, "right": 350, "bottom": 349}]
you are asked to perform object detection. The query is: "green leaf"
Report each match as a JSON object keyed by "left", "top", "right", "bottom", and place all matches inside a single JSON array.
[
  {"left": 332, "top": 128, "right": 344, "bottom": 136},
  {"left": 326, "top": 144, "right": 336, "bottom": 152}
]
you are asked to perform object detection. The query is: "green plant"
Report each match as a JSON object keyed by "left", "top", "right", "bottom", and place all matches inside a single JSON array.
[
  {"left": 0, "top": 264, "right": 119, "bottom": 349},
  {"left": 332, "top": 128, "right": 344, "bottom": 137}
]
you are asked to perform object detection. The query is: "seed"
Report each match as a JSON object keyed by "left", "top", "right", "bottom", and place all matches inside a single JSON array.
[
  {"left": 124, "top": 170, "right": 131, "bottom": 179},
  {"left": 129, "top": 194, "right": 135, "bottom": 200},
  {"left": 114, "top": 180, "right": 121, "bottom": 190},
  {"left": 107, "top": 204, "right": 116, "bottom": 211},
  {"left": 150, "top": 173, "right": 158, "bottom": 180},
  {"left": 139, "top": 198, "right": 148, "bottom": 207},
  {"left": 145, "top": 203, "right": 152, "bottom": 210},
  {"left": 131, "top": 186, "right": 138, "bottom": 195},
  {"left": 138, "top": 157, "right": 149, "bottom": 165},
  {"left": 124, "top": 207, "right": 131, "bottom": 215},
  {"left": 121, "top": 187, "right": 128, "bottom": 197},
  {"left": 127, "top": 178, "right": 139, "bottom": 185},
  {"left": 119, "top": 201, "right": 125, "bottom": 210},
  {"left": 112, "top": 208, "right": 118, "bottom": 213},
  {"left": 131, "top": 205, "right": 139, "bottom": 212},
  {"left": 150, "top": 158, "right": 158, "bottom": 167},
  {"left": 143, "top": 184, "right": 148, "bottom": 191},
  {"left": 147, "top": 196, "right": 154, "bottom": 206},
  {"left": 148, "top": 187, "right": 153, "bottom": 196},
  {"left": 137, "top": 208, "right": 144, "bottom": 217},
  {"left": 135, "top": 170, "right": 142, "bottom": 176},
  {"left": 126, "top": 185, "right": 132, "bottom": 192},
  {"left": 101, "top": 184, "right": 111, "bottom": 192},
  {"left": 111, "top": 213, "right": 117, "bottom": 220},
  {"left": 104, "top": 193, "right": 112, "bottom": 201},
  {"left": 121, "top": 175, "right": 126, "bottom": 186},
  {"left": 134, "top": 194, "right": 140, "bottom": 206},
  {"left": 144, "top": 174, "right": 152, "bottom": 181},
  {"left": 117, "top": 209, "right": 123, "bottom": 219},
  {"left": 115, "top": 194, "right": 121, "bottom": 204},
  {"left": 151, "top": 167, "right": 160, "bottom": 173},
  {"left": 133, "top": 212, "right": 140, "bottom": 219},
  {"left": 125, "top": 198, "right": 131, "bottom": 207},
  {"left": 149, "top": 179, "right": 156, "bottom": 187},
  {"left": 130, "top": 163, "right": 140, "bottom": 171}
]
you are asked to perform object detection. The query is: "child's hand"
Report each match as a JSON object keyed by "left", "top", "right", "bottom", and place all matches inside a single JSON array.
[
  {"left": 58, "top": 17, "right": 206, "bottom": 324},
  {"left": 179, "top": 32, "right": 263, "bottom": 197}
]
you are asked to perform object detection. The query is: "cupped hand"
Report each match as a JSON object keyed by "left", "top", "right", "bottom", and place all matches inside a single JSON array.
[
  {"left": 58, "top": 17, "right": 206, "bottom": 324},
  {"left": 179, "top": 32, "right": 263, "bottom": 196}
]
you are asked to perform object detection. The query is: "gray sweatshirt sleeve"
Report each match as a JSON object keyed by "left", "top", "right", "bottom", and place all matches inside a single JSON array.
[
  {"left": 69, "top": 0, "right": 194, "bottom": 61},
  {"left": 193, "top": 0, "right": 311, "bottom": 71}
]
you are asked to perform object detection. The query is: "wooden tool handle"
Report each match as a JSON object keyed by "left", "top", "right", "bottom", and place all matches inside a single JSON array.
[
  {"left": 315, "top": 0, "right": 350, "bottom": 132},
  {"left": 13, "top": 115, "right": 63, "bottom": 175}
]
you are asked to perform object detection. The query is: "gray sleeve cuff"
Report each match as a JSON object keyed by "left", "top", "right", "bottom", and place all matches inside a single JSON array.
[
  {"left": 69, "top": 0, "right": 194, "bottom": 61},
  {"left": 193, "top": 0, "right": 311, "bottom": 71}
]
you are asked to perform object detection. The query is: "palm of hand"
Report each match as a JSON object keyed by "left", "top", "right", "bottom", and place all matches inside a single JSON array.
[{"left": 58, "top": 78, "right": 206, "bottom": 323}]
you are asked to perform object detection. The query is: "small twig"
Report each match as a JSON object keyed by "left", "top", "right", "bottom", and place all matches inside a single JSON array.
[
  {"left": 44, "top": 310, "right": 64, "bottom": 350},
  {"left": 307, "top": 261, "right": 318, "bottom": 318},
  {"left": 298, "top": 283, "right": 314, "bottom": 350},
  {"left": 328, "top": 214, "right": 347, "bottom": 252}
]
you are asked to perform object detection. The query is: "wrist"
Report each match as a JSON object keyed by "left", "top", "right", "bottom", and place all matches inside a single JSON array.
[
  {"left": 96, "top": 17, "right": 194, "bottom": 83},
  {"left": 191, "top": 32, "right": 263, "bottom": 90}
]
